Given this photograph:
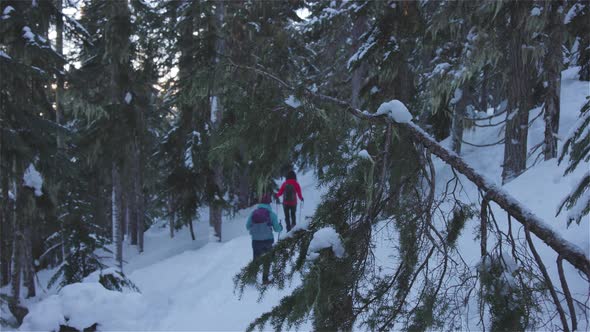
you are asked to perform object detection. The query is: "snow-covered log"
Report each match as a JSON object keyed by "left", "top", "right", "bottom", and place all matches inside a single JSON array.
[
  {"left": 232, "top": 62, "right": 590, "bottom": 277},
  {"left": 401, "top": 121, "right": 590, "bottom": 278}
]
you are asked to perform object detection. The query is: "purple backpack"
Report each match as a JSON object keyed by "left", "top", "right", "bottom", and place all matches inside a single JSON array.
[
  {"left": 250, "top": 207, "right": 272, "bottom": 240},
  {"left": 252, "top": 208, "right": 271, "bottom": 224}
]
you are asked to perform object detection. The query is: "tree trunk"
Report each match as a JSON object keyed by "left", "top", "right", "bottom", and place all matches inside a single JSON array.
[
  {"left": 237, "top": 169, "right": 250, "bottom": 209},
  {"left": 238, "top": 56, "right": 590, "bottom": 288},
  {"left": 451, "top": 89, "right": 465, "bottom": 155},
  {"left": 403, "top": 121, "right": 590, "bottom": 278},
  {"left": 129, "top": 168, "right": 138, "bottom": 246},
  {"left": 209, "top": 0, "right": 226, "bottom": 242},
  {"left": 1, "top": 158, "right": 12, "bottom": 286},
  {"left": 108, "top": 0, "right": 130, "bottom": 268},
  {"left": 23, "top": 225, "right": 35, "bottom": 298},
  {"left": 9, "top": 161, "right": 28, "bottom": 324},
  {"left": 9, "top": 235, "right": 27, "bottom": 324},
  {"left": 134, "top": 138, "right": 144, "bottom": 252},
  {"left": 55, "top": 0, "right": 64, "bottom": 149},
  {"left": 543, "top": 1, "right": 563, "bottom": 160},
  {"left": 112, "top": 163, "right": 123, "bottom": 271},
  {"left": 450, "top": 86, "right": 469, "bottom": 155},
  {"left": 243, "top": 52, "right": 590, "bottom": 280},
  {"left": 480, "top": 66, "right": 489, "bottom": 113},
  {"left": 237, "top": 144, "right": 250, "bottom": 209},
  {"left": 502, "top": 3, "right": 532, "bottom": 183},
  {"left": 169, "top": 195, "right": 175, "bottom": 239},
  {"left": 351, "top": 13, "right": 368, "bottom": 109},
  {"left": 122, "top": 186, "right": 129, "bottom": 240},
  {"left": 188, "top": 218, "right": 196, "bottom": 241},
  {"left": 94, "top": 174, "right": 109, "bottom": 235}
]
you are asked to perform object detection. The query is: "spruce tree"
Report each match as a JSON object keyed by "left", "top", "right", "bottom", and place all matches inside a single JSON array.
[
  {"left": 557, "top": 98, "right": 589, "bottom": 225},
  {"left": 0, "top": 0, "right": 66, "bottom": 322}
]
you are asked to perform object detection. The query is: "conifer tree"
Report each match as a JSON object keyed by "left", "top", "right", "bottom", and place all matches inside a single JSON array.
[
  {"left": 0, "top": 0, "right": 66, "bottom": 322},
  {"left": 543, "top": 1, "right": 565, "bottom": 160},
  {"left": 557, "top": 98, "right": 589, "bottom": 225},
  {"left": 565, "top": 1, "right": 589, "bottom": 81}
]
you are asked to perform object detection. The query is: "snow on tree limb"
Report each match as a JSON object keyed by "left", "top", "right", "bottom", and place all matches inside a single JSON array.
[{"left": 231, "top": 62, "right": 590, "bottom": 278}]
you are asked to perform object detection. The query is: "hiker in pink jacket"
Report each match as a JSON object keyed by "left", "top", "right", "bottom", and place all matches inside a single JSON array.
[{"left": 275, "top": 170, "right": 303, "bottom": 232}]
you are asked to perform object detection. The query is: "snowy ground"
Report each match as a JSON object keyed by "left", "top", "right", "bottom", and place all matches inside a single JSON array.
[
  {"left": 432, "top": 67, "right": 590, "bottom": 329},
  {"left": 16, "top": 68, "right": 590, "bottom": 331},
  {"left": 20, "top": 172, "right": 322, "bottom": 331}
]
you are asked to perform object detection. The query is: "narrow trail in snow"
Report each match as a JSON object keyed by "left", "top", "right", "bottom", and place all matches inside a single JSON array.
[{"left": 124, "top": 172, "right": 323, "bottom": 330}]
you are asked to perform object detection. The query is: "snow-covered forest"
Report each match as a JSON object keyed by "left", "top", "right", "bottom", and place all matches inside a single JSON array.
[{"left": 1, "top": 0, "right": 589, "bottom": 331}]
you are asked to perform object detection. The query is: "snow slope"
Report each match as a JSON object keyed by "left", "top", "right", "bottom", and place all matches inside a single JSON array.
[
  {"left": 431, "top": 67, "right": 590, "bottom": 329},
  {"left": 19, "top": 68, "right": 589, "bottom": 331}
]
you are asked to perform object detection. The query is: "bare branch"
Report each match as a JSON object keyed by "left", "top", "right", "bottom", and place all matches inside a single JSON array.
[{"left": 525, "top": 228, "right": 570, "bottom": 332}]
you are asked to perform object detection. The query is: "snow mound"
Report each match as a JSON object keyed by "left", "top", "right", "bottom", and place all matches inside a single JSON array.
[
  {"left": 23, "top": 163, "right": 43, "bottom": 196},
  {"left": 375, "top": 99, "right": 413, "bottom": 123},
  {"left": 20, "top": 282, "right": 146, "bottom": 332},
  {"left": 307, "top": 227, "right": 345, "bottom": 260}
]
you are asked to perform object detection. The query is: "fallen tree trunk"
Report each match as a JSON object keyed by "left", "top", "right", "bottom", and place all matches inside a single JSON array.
[
  {"left": 308, "top": 91, "right": 590, "bottom": 278},
  {"left": 401, "top": 121, "right": 590, "bottom": 279},
  {"left": 231, "top": 62, "right": 590, "bottom": 278}
]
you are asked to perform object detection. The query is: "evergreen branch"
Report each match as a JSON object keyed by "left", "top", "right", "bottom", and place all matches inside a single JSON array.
[{"left": 233, "top": 62, "right": 590, "bottom": 278}]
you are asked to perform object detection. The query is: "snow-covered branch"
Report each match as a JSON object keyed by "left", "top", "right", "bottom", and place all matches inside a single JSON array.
[{"left": 233, "top": 62, "right": 590, "bottom": 278}]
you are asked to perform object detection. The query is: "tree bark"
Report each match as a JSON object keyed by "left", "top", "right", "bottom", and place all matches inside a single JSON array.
[
  {"left": 169, "top": 194, "right": 175, "bottom": 239},
  {"left": 188, "top": 218, "right": 196, "bottom": 241},
  {"left": 1, "top": 157, "right": 12, "bottom": 286},
  {"left": 209, "top": 0, "right": 226, "bottom": 242},
  {"left": 233, "top": 56, "right": 590, "bottom": 279},
  {"left": 108, "top": 0, "right": 130, "bottom": 269},
  {"left": 55, "top": 0, "right": 64, "bottom": 150},
  {"left": 403, "top": 122, "right": 590, "bottom": 278},
  {"left": 94, "top": 174, "right": 109, "bottom": 235},
  {"left": 237, "top": 144, "right": 250, "bottom": 209},
  {"left": 351, "top": 13, "right": 368, "bottom": 109},
  {"left": 112, "top": 163, "right": 123, "bottom": 271},
  {"left": 502, "top": 3, "right": 532, "bottom": 183},
  {"left": 543, "top": 1, "right": 563, "bottom": 160},
  {"left": 23, "top": 225, "right": 35, "bottom": 298},
  {"left": 9, "top": 234, "right": 27, "bottom": 324},
  {"left": 134, "top": 137, "right": 144, "bottom": 252},
  {"left": 9, "top": 161, "right": 28, "bottom": 323},
  {"left": 450, "top": 86, "right": 469, "bottom": 155},
  {"left": 480, "top": 66, "right": 489, "bottom": 113},
  {"left": 129, "top": 166, "right": 138, "bottom": 246},
  {"left": 122, "top": 184, "right": 129, "bottom": 240}
]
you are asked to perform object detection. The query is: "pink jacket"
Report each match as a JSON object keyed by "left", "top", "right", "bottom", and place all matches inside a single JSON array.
[{"left": 276, "top": 179, "right": 303, "bottom": 206}]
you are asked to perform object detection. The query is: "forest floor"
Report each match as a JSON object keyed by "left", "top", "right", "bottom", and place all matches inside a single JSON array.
[
  {"left": 19, "top": 172, "right": 323, "bottom": 331},
  {"left": 15, "top": 67, "right": 590, "bottom": 331}
]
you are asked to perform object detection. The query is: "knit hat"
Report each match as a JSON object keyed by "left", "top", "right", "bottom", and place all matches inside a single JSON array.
[{"left": 260, "top": 193, "right": 272, "bottom": 204}]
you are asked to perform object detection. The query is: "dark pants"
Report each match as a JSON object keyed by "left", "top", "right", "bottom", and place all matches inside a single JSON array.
[
  {"left": 252, "top": 239, "right": 273, "bottom": 283},
  {"left": 283, "top": 204, "right": 296, "bottom": 232}
]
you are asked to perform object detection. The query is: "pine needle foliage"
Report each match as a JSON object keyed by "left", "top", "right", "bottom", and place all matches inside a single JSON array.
[
  {"left": 445, "top": 203, "right": 476, "bottom": 247},
  {"left": 557, "top": 97, "right": 590, "bottom": 225}
]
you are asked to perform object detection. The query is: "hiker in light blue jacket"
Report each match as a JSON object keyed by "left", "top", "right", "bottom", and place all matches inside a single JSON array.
[{"left": 246, "top": 193, "right": 282, "bottom": 284}]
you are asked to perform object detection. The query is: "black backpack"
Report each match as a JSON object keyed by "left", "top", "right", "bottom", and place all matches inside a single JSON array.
[{"left": 285, "top": 183, "right": 295, "bottom": 202}]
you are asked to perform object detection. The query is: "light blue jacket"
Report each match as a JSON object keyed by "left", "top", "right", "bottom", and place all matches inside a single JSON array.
[{"left": 246, "top": 204, "right": 282, "bottom": 240}]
